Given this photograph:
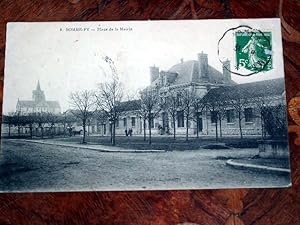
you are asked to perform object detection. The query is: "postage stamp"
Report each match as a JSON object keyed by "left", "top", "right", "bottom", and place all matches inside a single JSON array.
[
  {"left": 218, "top": 25, "right": 274, "bottom": 77},
  {"left": 235, "top": 30, "right": 272, "bottom": 73}
]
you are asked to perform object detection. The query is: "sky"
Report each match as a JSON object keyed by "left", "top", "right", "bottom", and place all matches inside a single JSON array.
[{"left": 3, "top": 19, "right": 284, "bottom": 114}]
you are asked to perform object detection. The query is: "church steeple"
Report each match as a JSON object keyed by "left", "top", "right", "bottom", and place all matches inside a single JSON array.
[
  {"left": 32, "top": 80, "right": 46, "bottom": 103},
  {"left": 36, "top": 80, "right": 41, "bottom": 91}
]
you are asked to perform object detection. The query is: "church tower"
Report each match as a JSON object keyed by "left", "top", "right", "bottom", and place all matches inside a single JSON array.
[{"left": 32, "top": 80, "right": 46, "bottom": 103}]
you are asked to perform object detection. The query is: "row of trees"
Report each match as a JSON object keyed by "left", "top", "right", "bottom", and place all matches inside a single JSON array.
[
  {"left": 137, "top": 87, "right": 204, "bottom": 144},
  {"left": 3, "top": 111, "right": 78, "bottom": 138},
  {"left": 68, "top": 56, "right": 124, "bottom": 144}
]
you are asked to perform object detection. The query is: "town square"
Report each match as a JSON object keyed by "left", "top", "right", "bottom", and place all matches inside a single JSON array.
[{"left": 0, "top": 20, "right": 290, "bottom": 191}]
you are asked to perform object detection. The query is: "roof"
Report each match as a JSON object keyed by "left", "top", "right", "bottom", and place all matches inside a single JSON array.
[
  {"left": 166, "top": 60, "right": 236, "bottom": 85},
  {"left": 17, "top": 100, "right": 36, "bottom": 108},
  {"left": 168, "top": 60, "right": 195, "bottom": 84},
  {"left": 46, "top": 101, "right": 61, "bottom": 108},
  {"left": 202, "top": 78, "right": 285, "bottom": 103},
  {"left": 118, "top": 99, "right": 141, "bottom": 112},
  {"left": 17, "top": 100, "right": 60, "bottom": 109}
]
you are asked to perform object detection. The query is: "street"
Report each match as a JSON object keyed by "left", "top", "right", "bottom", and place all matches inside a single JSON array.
[{"left": 0, "top": 139, "right": 291, "bottom": 192}]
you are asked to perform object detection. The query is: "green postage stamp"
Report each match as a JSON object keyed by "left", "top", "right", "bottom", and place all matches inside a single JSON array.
[{"left": 235, "top": 31, "right": 272, "bottom": 73}]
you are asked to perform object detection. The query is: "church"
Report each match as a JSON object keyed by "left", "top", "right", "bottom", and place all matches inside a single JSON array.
[{"left": 16, "top": 81, "right": 61, "bottom": 115}]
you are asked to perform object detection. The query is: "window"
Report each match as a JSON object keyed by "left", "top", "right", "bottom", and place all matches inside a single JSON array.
[
  {"left": 245, "top": 108, "right": 253, "bottom": 122},
  {"left": 211, "top": 111, "right": 217, "bottom": 124},
  {"left": 226, "top": 109, "right": 235, "bottom": 123},
  {"left": 123, "top": 118, "right": 127, "bottom": 127},
  {"left": 177, "top": 111, "right": 184, "bottom": 128},
  {"left": 176, "top": 93, "right": 182, "bottom": 106},
  {"left": 116, "top": 119, "right": 119, "bottom": 128},
  {"left": 131, "top": 117, "right": 136, "bottom": 127}
]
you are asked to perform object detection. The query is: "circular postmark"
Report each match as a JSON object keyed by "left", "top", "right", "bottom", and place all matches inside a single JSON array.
[{"left": 218, "top": 25, "right": 272, "bottom": 77}]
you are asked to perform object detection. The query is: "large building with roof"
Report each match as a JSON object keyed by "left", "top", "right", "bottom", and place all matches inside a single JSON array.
[
  {"left": 16, "top": 81, "right": 61, "bottom": 115},
  {"left": 201, "top": 78, "right": 286, "bottom": 136},
  {"left": 98, "top": 52, "right": 233, "bottom": 136},
  {"left": 106, "top": 52, "right": 286, "bottom": 137}
]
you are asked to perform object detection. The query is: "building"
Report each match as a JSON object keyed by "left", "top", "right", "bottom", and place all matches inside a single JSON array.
[
  {"left": 98, "top": 52, "right": 237, "bottom": 136},
  {"left": 103, "top": 52, "right": 286, "bottom": 137},
  {"left": 147, "top": 52, "right": 235, "bottom": 135},
  {"left": 201, "top": 78, "right": 286, "bottom": 136},
  {"left": 16, "top": 81, "right": 61, "bottom": 115}
]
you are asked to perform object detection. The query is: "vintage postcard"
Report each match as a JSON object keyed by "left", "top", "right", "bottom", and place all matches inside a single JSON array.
[{"left": 0, "top": 19, "right": 291, "bottom": 192}]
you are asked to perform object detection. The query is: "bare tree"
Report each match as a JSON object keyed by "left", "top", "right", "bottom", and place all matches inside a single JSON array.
[
  {"left": 136, "top": 103, "right": 148, "bottom": 141},
  {"left": 215, "top": 101, "right": 227, "bottom": 139},
  {"left": 33, "top": 112, "right": 49, "bottom": 139},
  {"left": 202, "top": 95, "right": 220, "bottom": 142},
  {"left": 227, "top": 96, "right": 249, "bottom": 139},
  {"left": 96, "top": 77, "right": 123, "bottom": 146},
  {"left": 96, "top": 56, "right": 124, "bottom": 146},
  {"left": 60, "top": 111, "right": 77, "bottom": 137},
  {"left": 180, "top": 89, "right": 195, "bottom": 141},
  {"left": 25, "top": 113, "right": 36, "bottom": 138},
  {"left": 140, "top": 87, "right": 162, "bottom": 144},
  {"left": 191, "top": 95, "right": 205, "bottom": 138},
  {"left": 163, "top": 89, "right": 180, "bottom": 140},
  {"left": 12, "top": 111, "right": 23, "bottom": 137},
  {"left": 3, "top": 114, "right": 14, "bottom": 137},
  {"left": 253, "top": 96, "right": 272, "bottom": 139},
  {"left": 69, "top": 90, "right": 97, "bottom": 144},
  {"left": 262, "top": 104, "right": 287, "bottom": 139},
  {"left": 95, "top": 110, "right": 109, "bottom": 137}
]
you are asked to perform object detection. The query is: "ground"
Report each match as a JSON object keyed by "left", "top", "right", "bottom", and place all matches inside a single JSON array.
[
  {"left": 43, "top": 135, "right": 261, "bottom": 150},
  {"left": 0, "top": 137, "right": 291, "bottom": 192}
]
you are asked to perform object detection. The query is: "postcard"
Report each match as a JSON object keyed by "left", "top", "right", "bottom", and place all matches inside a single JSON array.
[{"left": 0, "top": 19, "right": 291, "bottom": 192}]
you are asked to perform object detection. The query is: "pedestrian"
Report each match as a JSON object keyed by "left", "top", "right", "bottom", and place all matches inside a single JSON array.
[{"left": 125, "top": 129, "right": 128, "bottom": 136}]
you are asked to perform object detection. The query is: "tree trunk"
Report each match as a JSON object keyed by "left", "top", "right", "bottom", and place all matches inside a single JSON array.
[
  {"left": 82, "top": 119, "right": 86, "bottom": 144},
  {"left": 41, "top": 127, "right": 44, "bottom": 139},
  {"left": 239, "top": 113, "right": 243, "bottom": 139},
  {"left": 196, "top": 116, "right": 199, "bottom": 139},
  {"left": 260, "top": 112, "right": 265, "bottom": 139},
  {"left": 112, "top": 122, "right": 116, "bottom": 146},
  {"left": 148, "top": 119, "right": 152, "bottom": 145},
  {"left": 215, "top": 120, "right": 218, "bottom": 142},
  {"left": 63, "top": 123, "right": 66, "bottom": 137},
  {"left": 219, "top": 117, "right": 222, "bottom": 138},
  {"left": 110, "top": 123, "right": 113, "bottom": 144},
  {"left": 186, "top": 117, "right": 189, "bottom": 141},
  {"left": 30, "top": 124, "right": 33, "bottom": 139},
  {"left": 173, "top": 117, "right": 176, "bottom": 140},
  {"left": 8, "top": 124, "right": 11, "bottom": 137},
  {"left": 143, "top": 119, "right": 146, "bottom": 141}
]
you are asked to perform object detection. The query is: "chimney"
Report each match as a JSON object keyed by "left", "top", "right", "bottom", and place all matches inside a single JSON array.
[
  {"left": 150, "top": 66, "right": 159, "bottom": 83},
  {"left": 180, "top": 58, "right": 184, "bottom": 63},
  {"left": 222, "top": 59, "right": 231, "bottom": 83},
  {"left": 198, "top": 52, "right": 209, "bottom": 82}
]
